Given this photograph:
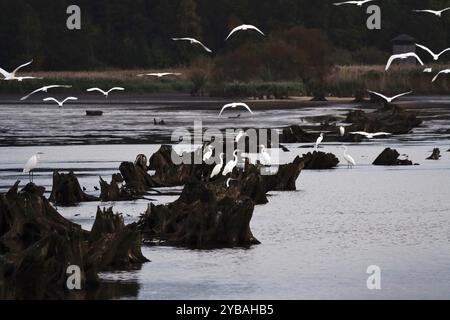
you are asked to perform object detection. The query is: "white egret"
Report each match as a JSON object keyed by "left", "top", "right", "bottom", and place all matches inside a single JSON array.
[
  {"left": 367, "top": 90, "right": 413, "bottom": 103},
  {"left": 424, "top": 68, "right": 433, "bottom": 73},
  {"left": 226, "top": 24, "right": 265, "bottom": 40},
  {"left": 43, "top": 97, "right": 78, "bottom": 108},
  {"left": 315, "top": 133, "right": 324, "bottom": 149},
  {"left": 219, "top": 102, "right": 253, "bottom": 118},
  {"left": 23, "top": 152, "right": 44, "bottom": 182},
  {"left": 416, "top": 44, "right": 450, "bottom": 61},
  {"left": 340, "top": 126, "right": 346, "bottom": 137},
  {"left": 235, "top": 130, "right": 246, "bottom": 142},
  {"left": 432, "top": 69, "right": 450, "bottom": 82},
  {"left": 340, "top": 146, "right": 356, "bottom": 169},
  {"left": 385, "top": 53, "right": 424, "bottom": 71},
  {"left": 203, "top": 145, "right": 214, "bottom": 162},
  {"left": 137, "top": 72, "right": 182, "bottom": 78},
  {"left": 413, "top": 8, "right": 450, "bottom": 17},
  {"left": 0, "top": 60, "right": 35, "bottom": 81},
  {"left": 259, "top": 145, "right": 272, "bottom": 166},
  {"left": 86, "top": 87, "right": 125, "bottom": 98},
  {"left": 172, "top": 38, "right": 212, "bottom": 53},
  {"left": 222, "top": 150, "right": 239, "bottom": 176},
  {"left": 21, "top": 85, "right": 72, "bottom": 101},
  {"left": 350, "top": 131, "right": 391, "bottom": 139},
  {"left": 333, "top": 0, "right": 374, "bottom": 6},
  {"left": 210, "top": 153, "right": 224, "bottom": 179}
]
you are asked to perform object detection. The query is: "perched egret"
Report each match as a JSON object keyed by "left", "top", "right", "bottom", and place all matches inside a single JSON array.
[
  {"left": 340, "top": 126, "right": 346, "bottom": 137},
  {"left": 315, "top": 133, "right": 324, "bottom": 149},
  {"left": 222, "top": 150, "right": 239, "bottom": 176},
  {"left": 203, "top": 145, "right": 214, "bottom": 162},
  {"left": 259, "top": 145, "right": 272, "bottom": 166},
  {"left": 210, "top": 153, "right": 224, "bottom": 179},
  {"left": 23, "top": 152, "right": 44, "bottom": 182}
]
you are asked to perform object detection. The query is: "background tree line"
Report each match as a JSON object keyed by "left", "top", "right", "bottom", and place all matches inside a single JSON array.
[{"left": 0, "top": 0, "right": 449, "bottom": 76}]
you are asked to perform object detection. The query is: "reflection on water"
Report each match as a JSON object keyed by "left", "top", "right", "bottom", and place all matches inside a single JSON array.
[{"left": 1, "top": 100, "right": 450, "bottom": 299}]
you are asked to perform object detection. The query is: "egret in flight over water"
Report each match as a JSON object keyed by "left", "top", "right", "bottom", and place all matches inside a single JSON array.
[
  {"left": 86, "top": 87, "right": 125, "bottom": 99},
  {"left": 172, "top": 38, "right": 212, "bottom": 53},
  {"left": 432, "top": 69, "right": 450, "bottom": 82},
  {"left": 226, "top": 24, "right": 265, "bottom": 40},
  {"left": 0, "top": 60, "right": 40, "bottom": 81},
  {"left": 23, "top": 152, "right": 44, "bottom": 182},
  {"left": 43, "top": 97, "right": 78, "bottom": 107},
  {"left": 21, "top": 85, "right": 72, "bottom": 101},
  {"left": 219, "top": 102, "right": 253, "bottom": 118},
  {"left": 350, "top": 131, "right": 392, "bottom": 139},
  {"left": 385, "top": 53, "right": 424, "bottom": 71},
  {"left": 413, "top": 8, "right": 450, "bottom": 17},
  {"left": 137, "top": 72, "right": 182, "bottom": 78},
  {"left": 416, "top": 44, "right": 450, "bottom": 61},
  {"left": 367, "top": 90, "right": 413, "bottom": 103},
  {"left": 333, "top": 0, "right": 375, "bottom": 7}
]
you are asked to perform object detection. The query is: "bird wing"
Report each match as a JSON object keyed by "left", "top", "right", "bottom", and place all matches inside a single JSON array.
[
  {"left": 391, "top": 91, "right": 413, "bottom": 100},
  {"left": 333, "top": 1, "right": 356, "bottom": 5},
  {"left": 62, "top": 97, "right": 78, "bottom": 104},
  {"left": 437, "top": 48, "right": 450, "bottom": 57},
  {"left": 21, "top": 87, "right": 44, "bottom": 101},
  {"left": 410, "top": 53, "right": 424, "bottom": 65},
  {"left": 248, "top": 25, "right": 265, "bottom": 36},
  {"left": 442, "top": 7, "right": 450, "bottom": 13},
  {"left": 237, "top": 103, "right": 254, "bottom": 114},
  {"left": 372, "top": 132, "right": 392, "bottom": 137},
  {"left": 108, "top": 87, "right": 125, "bottom": 93},
  {"left": 367, "top": 90, "right": 389, "bottom": 101},
  {"left": 432, "top": 69, "right": 450, "bottom": 82},
  {"left": 413, "top": 10, "right": 435, "bottom": 14},
  {"left": 225, "top": 26, "right": 242, "bottom": 40},
  {"left": 43, "top": 97, "right": 60, "bottom": 104},
  {"left": 218, "top": 104, "right": 232, "bottom": 117},
  {"left": 12, "top": 60, "right": 33, "bottom": 75},
  {"left": 196, "top": 40, "right": 212, "bottom": 53},
  {"left": 172, "top": 37, "right": 191, "bottom": 41},
  {"left": 385, "top": 55, "right": 398, "bottom": 71},
  {"left": 87, "top": 88, "right": 106, "bottom": 95},
  {"left": 416, "top": 44, "right": 435, "bottom": 58},
  {"left": 0, "top": 68, "right": 10, "bottom": 78},
  {"left": 350, "top": 131, "right": 369, "bottom": 137}
]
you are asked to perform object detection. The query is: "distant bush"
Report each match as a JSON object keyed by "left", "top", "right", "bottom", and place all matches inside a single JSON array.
[{"left": 208, "top": 81, "right": 305, "bottom": 99}]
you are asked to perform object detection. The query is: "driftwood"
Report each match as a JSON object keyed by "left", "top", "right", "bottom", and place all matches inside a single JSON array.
[
  {"left": 49, "top": 171, "right": 99, "bottom": 206},
  {"left": 0, "top": 182, "right": 148, "bottom": 299},
  {"left": 372, "top": 148, "right": 413, "bottom": 166},
  {"left": 302, "top": 151, "right": 340, "bottom": 169}
]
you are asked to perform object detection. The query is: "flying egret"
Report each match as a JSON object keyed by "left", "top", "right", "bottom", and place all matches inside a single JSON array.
[
  {"left": 21, "top": 85, "right": 72, "bottom": 101},
  {"left": 137, "top": 72, "right": 182, "bottom": 78},
  {"left": 367, "top": 90, "right": 413, "bottom": 103},
  {"left": 432, "top": 69, "right": 450, "bottom": 82},
  {"left": 416, "top": 44, "right": 450, "bottom": 61},
  {"left": 210, "top": 153, "right": 224, "bottom": 179},
  {"left": 340, "top": 126, "right": 346, "bottom": 137},
  {"left": 385, "top": 52, "right": 424, "bottom": 71},
  {"left": 43, "top": 97, "right": 78, "bottom": 108},
  {"left": 350, "top": 131, "right": 392, "bottom": 139},
  {"left": 340, "top": 146, "right": 356, "bottom": 169},
  {"left": 413, "top": 8, "right": 450, "bottom": 17},
  {"left": 424, "top": 68, "right": 433, "bottom": 73},
  {"left": 259, "top": 145, "right": 272, "bottom": 166},
  {"left": 333, "top": 0, "right": 374, "bottom": 6},
  {"left": 219, "top": 102, "right": 253, "bottom": 118},
  {"left": 172, "top": 38, "right": 212, "bottom": 53},
  {"left": 203, "top": 145, "right": 214, "bottom": 162},
  {"left": 23, "top": 152, "right": 44, "bottom": 182},
  {"left": 86, "top": 87, "right": 125, "bottom": 98},
  {"left": 315, "top": 133, "right": 324, "bottom": 149},
  {"left": 226, "top": 24, "right": 265, "bottom": 40},
  {"left": 222, "top": 150, "right": 239, "bottom": 176},
  {"left": 0, "top": 60, "right": 35, "bottom": 81}
]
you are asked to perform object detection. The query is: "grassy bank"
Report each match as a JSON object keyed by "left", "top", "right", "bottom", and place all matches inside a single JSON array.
[{"left": 1, "top": 66, "right": 449, "bottom": 98}]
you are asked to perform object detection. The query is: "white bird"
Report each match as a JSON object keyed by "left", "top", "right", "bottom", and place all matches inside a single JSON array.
[
  {"left": 86, "top": 87, "right": 125, "bottom": 98},
  {"left": 203, "top": 145, "right": 214, "bottom": 162},
  {"left": 137, "top": 72, "right": 182, "bottom": 78},
  {"left": 333, "top": 0, "right": 374, "bottom": 6},
  {"left": 416, "top": 44, "right": 450, "bottom": 61},
  {"left": 23, "top": 152, "right": 44, "bottom": 182},
  {"left": 210, "top": 153, "right": 224, "bottom": 179},
  {"left": 43, "top": 97, "right": 78, "bottom": 107},
  {"left": 413, "top": 8, "right": 450, "bottom": 17},
  {"left": 226, "top": 24, "right": 265, "bottom": 40},
  {"left": 339, "top": 126, "right": 346, "bottom": 137},
  {"left": 172, "top": 37, "right": 212, "bottom": 53},
  {"left": 367, "top": 90, "right": 413, "bottom": 103},
  {"left": 315, "top": 133, "right": 324, "bottom": 149},
  {"left": 0, "top": 60, "right": 35, "bottom": 81},
  {"left": 219, "top": 102, "right": 253, "bottom": 118},
  {"left": 432, "top": 69, "right": 450, "bottom": 82},
  {"left": 385, "top": 52, "right": 424, "bottom": 71},
  {"left": 424, "top": 68, "right": 433, "bottom": 73},
  {"left": 226, "top": 178, "right": 237, "bottom": 188},
  {"left": 21, "top": 85, "right": 72, "bottom": 101},
  {"left": 341, "top": 146, "right": 356, "bottom": 169},
  {"left": 222, "top": 150, "right": 239, "bottom": 176},
  {"left": 235, "top": 130, "right": 246, "bottom": 143},
  {"left": 350, "top": 131, "right": 392, "bottom": 139},
  {"left": 259, "top": 145, "right": 272, "bottom": 166}
]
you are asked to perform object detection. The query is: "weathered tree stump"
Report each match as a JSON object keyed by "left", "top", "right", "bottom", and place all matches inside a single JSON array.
[
  {"left": 302, "top": 151, "right": 339, "bottom": 169},
  {"left": 373, "top": 148, "right": 413, "bottom": 166},
  {"left": 426, "top": 148, "right": 441, "bottom": 160},
  {"left": 49, "top": 171, "right": 99, "bottom": 206}
]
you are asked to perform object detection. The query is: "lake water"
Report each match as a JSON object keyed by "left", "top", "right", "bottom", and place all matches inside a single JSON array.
[{"left": 0, "top": 98, "right": 449, "bottom": 299}]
